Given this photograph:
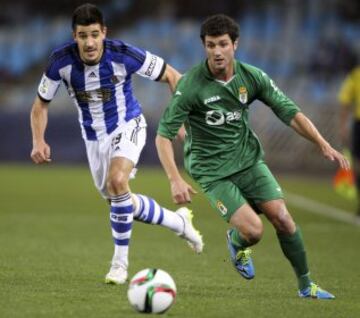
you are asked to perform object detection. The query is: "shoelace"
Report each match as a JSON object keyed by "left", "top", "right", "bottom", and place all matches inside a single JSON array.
[
  {"left": 310, "top": 283, "right": 321, "bottom": 297},
  {"left": 235, "top": 248, "right": 252, "bottom": 264}
]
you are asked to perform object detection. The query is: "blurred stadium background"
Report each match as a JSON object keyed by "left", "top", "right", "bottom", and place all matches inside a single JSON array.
[{"left": 0, "top": 0, "right": 359, "bottom": 172}]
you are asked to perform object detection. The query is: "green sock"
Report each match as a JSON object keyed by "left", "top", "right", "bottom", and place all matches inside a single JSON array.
[
  {"left": 277, "top": 225, "right": 311, "bottom": 290},
  {"left": 230, "top": 228, "right": 251, "bottom": 249}
]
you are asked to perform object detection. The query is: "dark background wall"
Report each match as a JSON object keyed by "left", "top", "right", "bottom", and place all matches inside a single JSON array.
[{"left": 0, "top": 0, "right": 359, "bottom": 173}]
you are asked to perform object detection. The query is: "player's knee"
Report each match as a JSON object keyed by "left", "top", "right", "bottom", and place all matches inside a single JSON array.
[
  {"left": 248, "top": 222, "right": 263, "bottom": 244},
  {"left": 106, "top": 172, "right": 129, "bottom": 195},
  {"left": 275, "top": 208, "right": 295, "bottom": 235},
  {"left": 240, "top": 219, "right": 263, "bottom": 244},
  {"left": 232, "top": 209, "right": 263, "bottom": 244}
]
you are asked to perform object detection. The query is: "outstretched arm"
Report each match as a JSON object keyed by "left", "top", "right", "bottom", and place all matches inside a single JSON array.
[
  {"left": 155, "top": 135, "right": 197, "bottom": 204},
  {"left": 158, "top": 64, "right": 184, "bottom": 139},
  {"left": 159, "top": 64, "right": 182, "bottom": 93},
  {"left": 290, "top": 112, "right": 349, "bottom": 169},
  {"left": 30, "top": 96, "right": 51, "bottom": 164}
]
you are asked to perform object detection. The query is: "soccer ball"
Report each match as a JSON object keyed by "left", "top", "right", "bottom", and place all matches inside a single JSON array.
[{"left": 127, "top": 268, "right": 176, "bottom": 314}]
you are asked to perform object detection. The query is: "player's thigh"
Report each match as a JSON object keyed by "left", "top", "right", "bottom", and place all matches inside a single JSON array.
[
  {"left": 203, "top": 178, "right": 247, "bottom": 223},
  {"left": 108, "top": 117, "right": 147, "bottom": 189},
  {"left": 232, "top": 161, "right": 284, "bottom": 209},
  {"left": 111, "top": 115, "right": 147, "bottom": 169},
  {"left": 85, "top": 139, "right": 109, "bottom": 198},
  {"left": 84, "top": 115, "right": 146, "bottom": 198},
  {"left": 108, "top": 157, "right": 134, "bottom": 188}
]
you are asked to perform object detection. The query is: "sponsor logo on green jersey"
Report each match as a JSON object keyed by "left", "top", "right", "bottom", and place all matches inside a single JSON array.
[
  {"left": 205, "top": 110, "right": 242, "bottom": 126},
  {"left": 204, "top": 95, "right": 221, "bottom": 105}
]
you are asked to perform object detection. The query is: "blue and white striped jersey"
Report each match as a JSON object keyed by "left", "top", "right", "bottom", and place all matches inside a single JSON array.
[{"left": 37, "top": 39, "right": 166, "bottom": 141}]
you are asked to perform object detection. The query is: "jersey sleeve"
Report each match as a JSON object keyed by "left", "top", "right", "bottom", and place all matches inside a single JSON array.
[
  {"left": 157, "top": 77, "right": 192, "bottom": 140},
  {"left": 338, "top": 73, "right": 354, "bottom": 106},
  {"left": 37, "top": 54, "right": 62, "bottom": 102},
  {"left": 135, "top": 51, "right": 166, "bottom": 81},
  {"left": 120, "top": 43, "right": 165, "bottom": 81},
  {"left": 256, "top": 70, "right": 300, "bottom": 125}
]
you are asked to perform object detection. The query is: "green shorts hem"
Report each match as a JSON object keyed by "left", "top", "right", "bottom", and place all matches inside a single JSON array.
[{"left": 203, "top": 161, "right": 284, "bottom": 222}]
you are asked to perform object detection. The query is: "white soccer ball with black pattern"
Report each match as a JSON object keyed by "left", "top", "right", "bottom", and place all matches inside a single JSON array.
[{"left": 127, "top": 268, "right": 177, "bottom": 314}]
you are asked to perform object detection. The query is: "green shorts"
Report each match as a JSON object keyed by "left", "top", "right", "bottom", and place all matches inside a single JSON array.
[{"left": 203, "top": 161, "right": 284, "bottom": 222}]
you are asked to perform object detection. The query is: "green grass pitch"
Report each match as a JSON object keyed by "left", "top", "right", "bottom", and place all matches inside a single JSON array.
[{"left": 0, "top": 164, "right": 359, "bottom": 317}]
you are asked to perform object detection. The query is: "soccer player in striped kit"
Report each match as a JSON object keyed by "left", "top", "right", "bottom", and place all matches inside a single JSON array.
[{"left": 30, "top": 3, "right": 203, "bottom": 284}]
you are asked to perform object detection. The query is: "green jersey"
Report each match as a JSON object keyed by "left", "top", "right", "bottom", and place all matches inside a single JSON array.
[{"left": 157, "top": 60, "right": 300, "bottom": 187}]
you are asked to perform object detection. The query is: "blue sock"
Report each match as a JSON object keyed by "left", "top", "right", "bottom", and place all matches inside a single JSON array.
[
  {"left": 133, "top": 194, "right": 183, "bottom": 233},
  {"left": 110, "top": 192, "right": 133, "bottom": 268}
]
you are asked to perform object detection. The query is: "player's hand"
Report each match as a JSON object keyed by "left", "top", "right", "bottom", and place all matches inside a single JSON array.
[
  {"left": 175, "top": 125, "right": 186, "bottom": 142},
  {"left": 31, "top": 141, "right": 52, "bottom": 164},
  {"left": 170, "top": 178, "right": 197, "bottom": 204},
  {"left": 321, "top": 143, "right": 350, "bottom": 170}
]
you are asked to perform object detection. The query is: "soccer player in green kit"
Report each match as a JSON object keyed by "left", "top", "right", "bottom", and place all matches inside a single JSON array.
[{"left": 156, "top": 14, "right": 350, "bottom": 299}]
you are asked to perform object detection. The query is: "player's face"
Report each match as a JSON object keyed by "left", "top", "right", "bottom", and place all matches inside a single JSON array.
[
  {"left": 204, "top": 34, "right": 238, "bottom": 80},
  {"left": 73, "top": 23, "right": 107, "bottom": 65}
]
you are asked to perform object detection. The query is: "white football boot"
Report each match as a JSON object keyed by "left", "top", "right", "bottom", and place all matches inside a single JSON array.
[
  {"left": 105, "top": 263, "right": 128, "bottom": 285},
  {"left": 176, "top": 207, "right": 204, "bottom": 253}
]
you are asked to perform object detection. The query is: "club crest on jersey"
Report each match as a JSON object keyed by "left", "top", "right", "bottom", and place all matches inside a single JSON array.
[
  {"left": 238, "top": 86, "right": 248, "bottom": 104},
  {"left": 216, "top": 200, "right": 227, "bottom": 215},
  {"left": 111, "top": 75, "right": 120, "bottom": 84}
]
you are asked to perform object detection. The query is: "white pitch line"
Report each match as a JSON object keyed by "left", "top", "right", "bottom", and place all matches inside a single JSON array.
[{"left": 285, "top": 191, "right": 359, "bottom": 226}]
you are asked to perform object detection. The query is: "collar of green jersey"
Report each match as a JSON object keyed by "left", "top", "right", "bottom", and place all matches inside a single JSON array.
[{"left": 202, "top": 59, "right": 238, "bottom": 81}]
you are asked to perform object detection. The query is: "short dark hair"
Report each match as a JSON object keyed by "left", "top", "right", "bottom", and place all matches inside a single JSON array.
[
  {"left": 200, "top": 14, "right": 239, "bottom": 43},
  {"left": 72, "top": 3, "right": 104, "bottom": 31}
]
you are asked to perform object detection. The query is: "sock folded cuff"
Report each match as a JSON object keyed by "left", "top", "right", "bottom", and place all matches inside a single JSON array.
[
  {"left": 230, "top": 228, "right": 251, "bottom": 249},
  {"left": 110, "top": 192, "right": 132, "bottom": 203}
]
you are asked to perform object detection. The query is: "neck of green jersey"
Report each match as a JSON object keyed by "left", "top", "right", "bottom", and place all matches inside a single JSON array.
[{"left": 204, "top": 59, "right": 236, "bottom": 82}]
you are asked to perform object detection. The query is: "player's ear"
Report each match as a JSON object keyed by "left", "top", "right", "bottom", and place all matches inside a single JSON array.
[
  {"left": 72, "top": 24, "right": 78, "bottom": 41},
  {"left": 102, "top": 26, "right": 107, "bottom": 37},
  {"left": 234, "top": 40, "right": 238, "bottom": 50}
]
